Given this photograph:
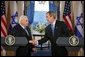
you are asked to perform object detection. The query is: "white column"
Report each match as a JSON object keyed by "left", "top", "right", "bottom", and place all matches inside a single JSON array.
[
  {"left": 60, "top": 1, "right": 65, "bottom": 21},
  {"left": 17, "top": 1, "right": 24, "bottom": 22}
]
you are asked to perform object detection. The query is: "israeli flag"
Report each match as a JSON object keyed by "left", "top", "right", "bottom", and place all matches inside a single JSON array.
[
  {"left": 10, "top": 1, "right": 18, "bottom": 28},
  {"left": 8, "top": 1, "right": 18, "bottom": 33},
  {"left": 75, "top": 1, "right": 84, "bottom": 38}
]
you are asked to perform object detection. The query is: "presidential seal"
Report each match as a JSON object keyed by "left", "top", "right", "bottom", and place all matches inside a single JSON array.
[
  {"left": 5, "top": 35, "right": 15, "bottom": 46},
  {"left": 69, "top": 35, "right": 79, "bottom": 46}
]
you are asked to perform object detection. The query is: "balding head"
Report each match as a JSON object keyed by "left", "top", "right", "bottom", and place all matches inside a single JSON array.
[{"left": 19, "top": 15, "right": 29, "bottom": 27}]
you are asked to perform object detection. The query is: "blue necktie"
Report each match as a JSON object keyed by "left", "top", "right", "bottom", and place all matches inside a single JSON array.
[{"left": 51, "top": 24, "right": 54, "bottom": 36}]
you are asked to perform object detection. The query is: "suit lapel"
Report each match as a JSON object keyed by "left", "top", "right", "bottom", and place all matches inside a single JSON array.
[
  {"left": 54, "top": 20, "right": 58, "bottom": 38},
  {"left": 26, "top": 27, "right": 30, "bottom": 36},
  {"left": 49, "top": 24, "right": 54, "bottom": 38},
  {"left": 18, "top": 24, "right": 29, "bottom": 36}
]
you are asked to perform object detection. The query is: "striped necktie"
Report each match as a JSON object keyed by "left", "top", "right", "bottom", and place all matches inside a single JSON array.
[{"left": 24, "top": 28, "right": 29, "bottom": 36}]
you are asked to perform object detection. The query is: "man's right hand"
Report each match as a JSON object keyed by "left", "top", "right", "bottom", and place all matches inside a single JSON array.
[{"left": 29, "top": 40, "right": 38, "bottom": 45}]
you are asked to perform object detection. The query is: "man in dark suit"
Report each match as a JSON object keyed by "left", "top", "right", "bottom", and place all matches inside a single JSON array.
[
  {"left": 10, "top": 15, "right": 34, "bottom": 56},
  {"left": 30, "top": 11, "right": 73, "bottom": 56}
]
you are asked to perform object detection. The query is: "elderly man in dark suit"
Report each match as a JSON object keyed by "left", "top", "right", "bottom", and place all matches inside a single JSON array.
[{"left": 10, "top": 15, "right": 35, "bottom": 56}]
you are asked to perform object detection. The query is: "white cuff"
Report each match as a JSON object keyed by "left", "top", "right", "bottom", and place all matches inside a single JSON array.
[{"left": 36, "top": 41, "right": 39, "bottom": 46}]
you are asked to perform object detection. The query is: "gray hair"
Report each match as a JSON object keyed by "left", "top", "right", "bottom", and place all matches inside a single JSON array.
[{"left": 19, "top": 15, "right": 28, "bottom": 24}]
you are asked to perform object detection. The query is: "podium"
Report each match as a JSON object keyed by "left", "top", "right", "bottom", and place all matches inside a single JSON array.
[
  {"left": 1, "top": 37, "right": 84, "bottom": 56},
  {"left": 1, "top": 37, "right": 28, "bottom": 46},
  {"left": 56, "top": 37, "right": 84, "bottom": 56},
  {"left": 1, "top": 37, "right": 28, "bottom": 56},
  {"left": 56, "top": 37, "right": 84, "bottom": 46}
]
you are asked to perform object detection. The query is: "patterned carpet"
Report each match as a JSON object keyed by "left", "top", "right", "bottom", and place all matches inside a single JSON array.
[{"left": 31, "top": 49, "right": 51, "bottom": 56}]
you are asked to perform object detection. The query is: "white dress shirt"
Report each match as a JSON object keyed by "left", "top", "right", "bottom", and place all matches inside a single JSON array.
[{"left": 51, "top": 19, "right": 56, "bottom": 29}]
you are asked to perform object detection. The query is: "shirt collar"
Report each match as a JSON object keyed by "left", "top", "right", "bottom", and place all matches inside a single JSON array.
[
  {"left": 20, "top": 24, "right": 25, "bottom": 29},
  {"left": 52, "top": 19, "right": 56, "bottom": 26}
]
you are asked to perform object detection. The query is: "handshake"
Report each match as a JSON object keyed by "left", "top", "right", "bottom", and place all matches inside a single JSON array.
[
  {"left": 29, "top": 40, "right": 38, "bottom": 52},
  {"left": 29, "top": 40, "right": 38, "bottom": 46}
]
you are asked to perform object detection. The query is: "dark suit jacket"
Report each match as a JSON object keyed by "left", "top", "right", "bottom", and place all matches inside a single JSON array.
[
  {"left": 38, "top": 20, "right": 73, "bottom": 56},
  {"left": 10, "top": 24, "right": 34, "bottom": 56}
]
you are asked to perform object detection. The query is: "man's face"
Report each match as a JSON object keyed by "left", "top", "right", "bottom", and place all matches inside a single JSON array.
[
  {"left": 21, "top": 18, "right": 29, "bottom": 27},
  {"left": 46, "top": 13, "right": 54, "bottom": 24}
]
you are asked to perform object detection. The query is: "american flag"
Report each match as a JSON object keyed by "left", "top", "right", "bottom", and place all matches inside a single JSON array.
[
  {"left": 1, "top": 1, "right": 7, "bottom": 37},
  {"left": 63, "top": 1, "right": 73, "bottom": 32}
]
